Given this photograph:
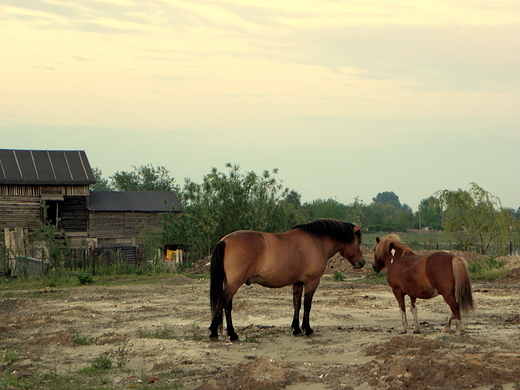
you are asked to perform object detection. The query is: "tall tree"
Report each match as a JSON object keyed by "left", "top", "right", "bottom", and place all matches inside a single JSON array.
[
  {"left": 416, "top": 196, "right": 443, "bottom": 230},
  {"left": 302, "top": 198, "right": 347, "bottom": 220},
  {"left": 90, "top": 167, "right": 112, "bottom": 191},
  {"left": 111, "top": 165, "right": 177, "bottom": 191},
  {"left": 437, "top": 183, "right": 513, "bottom": 254},
  {"left": 372, "top": 191, "right": 402, "bottom": 208},
  {"left": 160, "top": 164, "right": 305, "bottom": 259}
]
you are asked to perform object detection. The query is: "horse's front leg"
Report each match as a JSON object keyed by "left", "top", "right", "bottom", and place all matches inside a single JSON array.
[
  {"left": 291, "top": 283, "right": 303, "bottom": 336},
  {"left": 393, "top": 290, "right": 408, "bottom": 334}
]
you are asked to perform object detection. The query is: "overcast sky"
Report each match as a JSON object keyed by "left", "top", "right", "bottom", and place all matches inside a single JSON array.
[{"left": 1, "top": 0, "right": 519, "bottom": 211}]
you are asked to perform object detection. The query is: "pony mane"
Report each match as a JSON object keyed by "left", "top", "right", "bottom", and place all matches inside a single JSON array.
[
  {"left": 375, "top": 234, "right": 416, "bottom": 258},
  {"left": 292, "top": 218, "right": 359, "bottom": 243}
]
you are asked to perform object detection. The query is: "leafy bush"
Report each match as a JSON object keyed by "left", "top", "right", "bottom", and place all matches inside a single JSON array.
[
  {"left": 77, "top": 274, "right": 94, "bottom": 285},
  {"left": 92, "top": 356, "right": 112, "bottom": 370},
  {"left": 468, "top": 256, "right": 507, "bottom": 280}
]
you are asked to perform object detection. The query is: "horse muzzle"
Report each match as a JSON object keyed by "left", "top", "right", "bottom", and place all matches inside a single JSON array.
[
  {"left": 372, "top": 263, "right": 381, "bottom": 273},
  {"left": 353, "top": 258, "right": 366, "bottom": 269}
]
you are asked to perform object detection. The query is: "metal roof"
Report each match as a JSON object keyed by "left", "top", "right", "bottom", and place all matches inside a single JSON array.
[
  {"left": 0, "top": 149, "right": 95, "bottom": 185},
  {"left": 89, "top": 191, "right": 182, "bottom": 212}
]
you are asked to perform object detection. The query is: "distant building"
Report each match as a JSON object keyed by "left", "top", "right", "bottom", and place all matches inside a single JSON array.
[{"left": 0, "top": 149, "right": 181, "bottom": 270}]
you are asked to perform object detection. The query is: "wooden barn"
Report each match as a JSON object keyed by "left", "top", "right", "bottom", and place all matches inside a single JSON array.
[
  {"left": 88, "top": 191, "right": 181, "bottom": 248},
  {"left": 0, "top": 149, "right": 181, "bottom": 271},
  {"left": 0, "top": 149, "right": 95, "bottom": 255}
]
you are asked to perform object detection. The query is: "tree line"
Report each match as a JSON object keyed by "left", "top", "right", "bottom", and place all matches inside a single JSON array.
[{"left": 92, "top": 164, "right": 520, "bottom": 259}]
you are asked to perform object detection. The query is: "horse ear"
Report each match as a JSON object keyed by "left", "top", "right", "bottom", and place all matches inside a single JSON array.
[
  {"left": 376, "top": 237, "right": 380, "bottom": 244},
  {"left": 354, "top": 225, "right": 361, "bottom": 233}
]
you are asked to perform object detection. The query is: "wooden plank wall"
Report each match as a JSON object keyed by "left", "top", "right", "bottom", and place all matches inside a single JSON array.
[
  {"left": 0, "top": 185, "right": 90, "bottom": 197},
  {"left": 0, "top": 196, "right": 41, "bottom": 230},
  {"left": 89, "top": 211, "right": 161, "bottom": 246},
  {"left": 62, "top": 197, "right": 88, "bottom": 232}
]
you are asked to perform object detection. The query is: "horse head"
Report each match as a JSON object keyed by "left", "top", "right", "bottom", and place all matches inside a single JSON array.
[
  {"left": 372, "top": 236, "right": 396, "bottom": 273},
  {"left": 340, "top": 225, "right": 365, "bottom": 269}
]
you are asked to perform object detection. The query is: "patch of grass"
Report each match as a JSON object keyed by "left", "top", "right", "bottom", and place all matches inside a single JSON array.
[
  {"left": 3, "top": 348, "right": 19, "bottom": 362},
  {"left": 116, "top": 339, "right": 131, "bottom": 368},
  {"left": 69, "top": 330, "right": 93, "bottom": 346},
  {"left": 180, "top": 322, "right": 204, "bottom": 341},
  {"left": 468, "top": 256, "right": 507, "bottom": 280},
  {"left": 362, "top": 271, "right": 388, "bottom": 285},
  {"left": 333, "top": 271, "right": 345, "bottom": 282},
  {"left": 77, "top": 274, "right": 95, "bottom": 285},
  {"left": 138, "top": 324, "right": 177, "bottom": 340},
  {"left": 138, "top": 322, "right": 204, "bottom": 341},
  {"left": 92, "top": 355, "right": 113, "bottom": 370}
]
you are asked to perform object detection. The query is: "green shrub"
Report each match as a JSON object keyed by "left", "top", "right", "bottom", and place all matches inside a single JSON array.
[
  {"left": 468, "top": 256, "right": 507, "bottom": 280},
  {"left": 77, "top": 274, "right": 94, "bottom": 285},
  {"left": 92, "top": 355, "right": 112, "bottom": 370}
]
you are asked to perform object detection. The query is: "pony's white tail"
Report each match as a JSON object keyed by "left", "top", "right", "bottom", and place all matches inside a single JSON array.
[{"left": 452, "top": 256, "right": 474, "bottom": 315}]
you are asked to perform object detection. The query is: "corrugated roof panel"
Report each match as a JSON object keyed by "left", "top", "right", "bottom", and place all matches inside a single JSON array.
[
  {"left": 50, "top": 151, "right": 71, "bottom": 182},
  {"left": 0, "top": 150, "right": 23, "bottom": 182},
  {"left": 0, "top": 149, "right": 95, "bottom": 185},
  {"left": 31, "top": 150, "right": 55, "bottom": 182},
  {"left": 89, "top": 191, "right": 182, "bottom": 212},
  {"left": 15, "top": 150, "right": 38, "bottom": 181}
]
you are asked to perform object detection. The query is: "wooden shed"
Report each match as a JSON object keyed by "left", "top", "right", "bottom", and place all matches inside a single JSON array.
[
  {"left": 88, "top": 191, "right": 181, "bottom": 247},
  {"left": 1, "top": 149, "right": 95, "bottom": 252},
  {"left": 1, "top": 149, "right": 182, "bottom": 271}
]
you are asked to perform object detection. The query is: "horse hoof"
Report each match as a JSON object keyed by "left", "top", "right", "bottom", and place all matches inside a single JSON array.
[
  {"left": 229, "top": 335, "right": 239, "bottom": 342},
  {"left": 209, "top": 336, "right": 219, "bottom": 342},
  {"left": 304, "top": 330, "right": 314, "bottom": 337}
]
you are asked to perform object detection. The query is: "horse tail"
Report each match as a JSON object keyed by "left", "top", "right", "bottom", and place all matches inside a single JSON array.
[
  {"left": 210, "top": 241, "right": 226, "bottom": 322},
  {"left": 452, "top": 256, "right": 474, "bottom": 315}
]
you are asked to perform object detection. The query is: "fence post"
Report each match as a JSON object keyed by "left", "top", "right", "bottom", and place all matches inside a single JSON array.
[{"left": 92, "top": 249, "right": 96, "bottom": 276}]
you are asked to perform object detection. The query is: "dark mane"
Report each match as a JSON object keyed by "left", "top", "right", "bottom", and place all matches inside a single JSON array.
[{"left": 292, "top": 218, "right": 359, "bottom": 243}]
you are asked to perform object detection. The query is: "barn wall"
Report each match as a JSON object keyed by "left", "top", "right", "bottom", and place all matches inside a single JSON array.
[
  {"left": 0, "top": 195, "right": 41, "bottom": 230},
  {"left": 89, "top": 211, "right": 163, "bottom": 246},
  {"left": 0, "top": 185, "right": 90, "bottom": 197},
  {"left": 62, "top": 196, "right": 88, "bottom": 232}
]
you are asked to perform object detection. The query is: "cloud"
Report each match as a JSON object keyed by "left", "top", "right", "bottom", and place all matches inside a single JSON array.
[{"left": 286, "top": 23, "right": 520, "bottom": 93}]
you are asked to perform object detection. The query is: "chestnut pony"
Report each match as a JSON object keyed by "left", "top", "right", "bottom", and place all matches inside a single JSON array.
[
  {"left": 373, "top": 234, "right": 474, "bottom": 334},
  {"left": 209, "top": 219, "right": 364, "bottom": 341}
]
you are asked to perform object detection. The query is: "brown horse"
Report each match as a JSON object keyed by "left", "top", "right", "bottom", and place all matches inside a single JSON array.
[
  {"left": 209, "top": 219, "right": 365, "bottom": 341},
  {"left": 373, "top": 234, "right": 474, "bottom": 335}
]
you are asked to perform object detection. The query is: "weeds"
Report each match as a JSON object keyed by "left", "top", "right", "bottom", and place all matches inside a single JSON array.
[
  {"left": 468, "top": 256, "right": 507, "bottom": 280},
  {"left": 116, "top": 339, "right": 131, "bottom": 368},
  {"left": 77, "top": 274, "right": 95, "bottom": 285},
  {"left": 69, "top": 330, "right": 93, "bottom": 346},
  {"left": 138, "top": 324, "right": 177, "bottom": 340},
  {"left": 138, "top": 322, "right": 204, "bottom": 341},
  {"left": 92, "top": 355, "right": 112, "bottom": 370},
  {"left": 333, "top": 271, "right": 345, "bottom": 282}
]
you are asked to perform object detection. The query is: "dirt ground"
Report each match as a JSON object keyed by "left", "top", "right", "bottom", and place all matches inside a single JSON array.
[{"left": 1, "top": 252, "right": 520, "bottom": 390}]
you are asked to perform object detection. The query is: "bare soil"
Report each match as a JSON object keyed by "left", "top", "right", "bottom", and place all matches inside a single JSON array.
[{"left": 1, "top": 253, "right": 520, "bottom": 390}]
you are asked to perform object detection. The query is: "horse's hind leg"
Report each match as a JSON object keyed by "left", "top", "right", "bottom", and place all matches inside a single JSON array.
[
  {"left": 209, "top": 284, "right": 240, "bottom": 341},
  {"left": 291, "top": 283, "right": 303, "bottom": 336},
  {"left": 209, "top": 309, "right": 223, "bottom": 341},
  {"left": 410, "top": 297, "right": 421, "bottom": 334},
  {"left": 442, "top": 294, "right": 464, "bottom": 334},
  {"left": 225, "top": 298, "right": 239, "bottom": 341}
]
